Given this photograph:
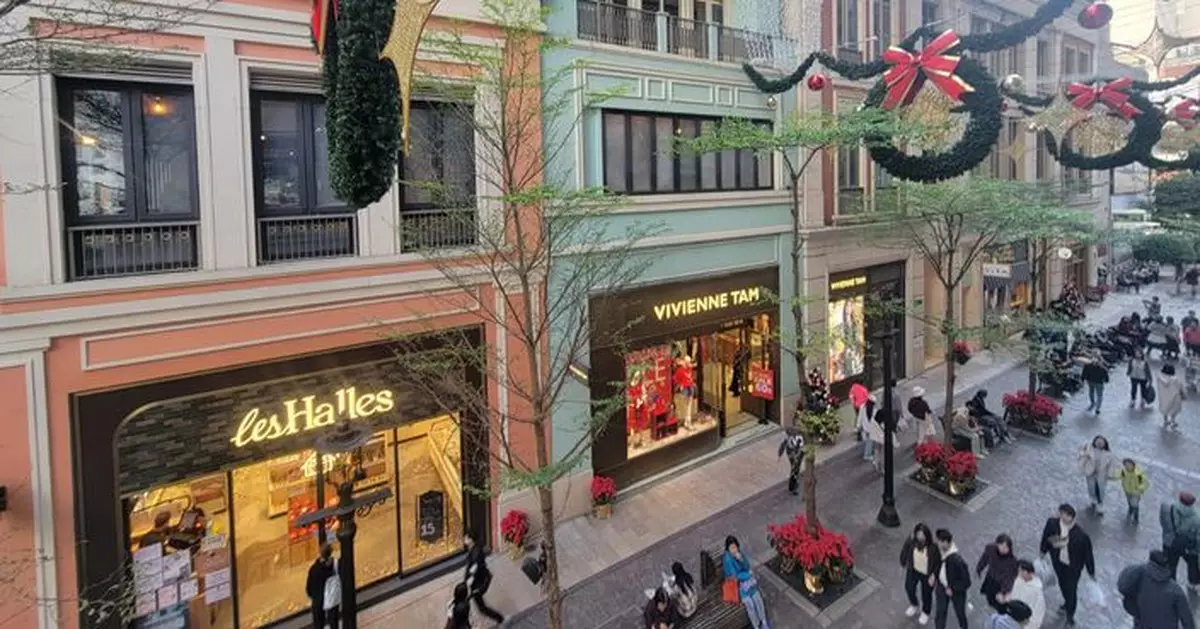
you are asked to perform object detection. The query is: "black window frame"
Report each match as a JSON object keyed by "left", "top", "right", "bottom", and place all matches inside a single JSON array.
[
  {"left": 398, "top": 100, "right": 478, "bottom": 212},
  {"left": 600, "top": 109, "right": 774, "bottom": 195},
  {"left": 57, "top": 78, "right": 200, "bottom": 226},
  {"left": 249, "top": 90, "right": 348, "bottom": 217}
]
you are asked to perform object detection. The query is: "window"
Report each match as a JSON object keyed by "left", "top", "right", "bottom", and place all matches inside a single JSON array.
[
  {"left": 1036, "top": 40, "right": 1050, "bottom": 77},
  {"left": 837, "top": 143, "right": 863, "bottom": 214},
  {"left": 57, "top": 79, "right": 200, "bottom": 280},
  {"left": 1063, "top": 47, "right": 1077, "bottom": 78},
  {"left": 872, "top": 0, "right": 891, "bottom": 57},
  {"left": 601, "top": 111, "right": 773, "bottom": 194},
  {"left": 251, "top": 92, "right": 355, "bottom": 264},
  {"left": 399, "top": 101, "right": 478, "bottom": 251},
  {"left": 1078, "top": 50, "right": 1092, "bottom": 76},
  {"left": 1006, "top": 120, "right": 1021, "bottom": 180},
  {"left": 921, "top": 0, "right": 938, "bottom": 27},
  {"left": 838, "top": 0, "right": 860, "bottom": 58}
]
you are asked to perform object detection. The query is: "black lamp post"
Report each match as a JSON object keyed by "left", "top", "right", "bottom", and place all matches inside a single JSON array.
[
  {"left": 875, "top": 327, "right": 901, "bottom": 528},
  {"left": 297, "top": 423, "right": 393, "bottom": 629}
]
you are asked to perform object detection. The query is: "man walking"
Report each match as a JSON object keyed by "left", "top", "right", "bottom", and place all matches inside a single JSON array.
[
  {"left": 1118, "top": 550, "right": 1195, "bottom": 629},
  {"left": 935, "top": 529, "right": 971, "bottom": 629},
  {"left": 777, "top": 428, "right": 805, "bottom": 496},
  {"left": 1039, "top": 504, "right": 1095, "bottom": 627},
  {"left": 305, "top": 543, "right": 336, "bottom": 629},
  {"left": 1081, "top": 355, "right": 1108, "bottom": 415},
  {"left": 1160, "top": 492, "right": 1200, "bottom": 590},
  {"left": 1004, "top": 560, "right": 1045, "bottom": 629}
]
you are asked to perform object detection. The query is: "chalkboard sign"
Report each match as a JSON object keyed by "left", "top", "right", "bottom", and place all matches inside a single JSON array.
[{"left": 418, "top": 490, "right": 445, "bottom": 543}]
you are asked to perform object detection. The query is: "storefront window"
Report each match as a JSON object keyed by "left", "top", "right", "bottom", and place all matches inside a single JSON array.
[
  {"left": 625, "top": 343, "right": 717, "bottom": 459},
  {"left": 398, "top": 415, "right": 464, "bottom": 573},
  {"left": 828, "top": 296, "right": 866, "bottom": 382}
]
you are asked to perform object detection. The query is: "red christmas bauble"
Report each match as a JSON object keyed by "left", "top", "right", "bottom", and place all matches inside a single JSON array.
[
  {"left": 1078, "top": 2, "right": 1112, "bottom": 29},
  {"left": 807, "top": 74, "right": 828, "bottom": 91}
]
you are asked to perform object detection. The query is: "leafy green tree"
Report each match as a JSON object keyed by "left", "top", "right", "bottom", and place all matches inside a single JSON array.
[
  {"left": 1133, "top": 232, "right": 1197, "bottom": 266},
  {"left": 1153, "top": 173, "right": 1200, "bottom": 219}
]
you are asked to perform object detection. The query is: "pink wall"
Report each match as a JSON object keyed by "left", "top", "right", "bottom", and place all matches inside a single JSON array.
[{"left": 0, "top": 365, "right": 36, "bottom": 629}]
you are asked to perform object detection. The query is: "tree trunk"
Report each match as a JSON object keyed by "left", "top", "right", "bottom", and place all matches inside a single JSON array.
[
  {"left": 537, "top": 485, "right": 563, "bottom": 629},
  {"left": 941, "top": 277, "right": 957, "bottom": 448},
  {"left": 789, "top": 174, "right": 819, "bottom": 532},
  {"left": 1027, "top": 240, "right": 1040, "bottom": 395}
]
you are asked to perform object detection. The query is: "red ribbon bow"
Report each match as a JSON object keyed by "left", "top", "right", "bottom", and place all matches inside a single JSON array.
[
  {"left": 881, "top": 30, "right": 974, "bottom": 110},
  {"left": 1171, "top": 98, "right": 1199, "bottom": 129},
  {"left": 1065, "top": 77, "right": 1142, "bottom": 120}
]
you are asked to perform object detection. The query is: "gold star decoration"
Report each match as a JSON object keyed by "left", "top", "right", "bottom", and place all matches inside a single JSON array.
[
  {"left": 1064, "top": 113, "right": 1133, "bottom": 157},
  {"left": 1155, "top": 121, "right": 1200, "bottom": 155},
  {"left": 1025, "top": 94, "right": 1083, "bottom": 136},
  {"left": 899, "top": 88, "right": 967, "bottom": 152},
  {"left": 381, "top": 0, "right": 440, "bottom": 154}
]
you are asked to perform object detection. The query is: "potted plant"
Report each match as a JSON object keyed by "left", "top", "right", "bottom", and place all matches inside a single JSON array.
[
  {"left": 914, "top": 441, "right": 948, "bottom": 484},
  {"left": 591, "top": 475, "right": 617, "bottom": 519},
  {"left": 768, "top": 515, "right": 855, "bottom": 594},
  {"left": 499, "top": 509, "right": 529, "bottom": 560},
  {"left": 952, "top": 340, "right": 972, "bottom": 365},
  {"left": 944, "top": 451, "right": 978, "bottom": 496},
  {"left": 1002, "top": 390, "right": 1062, "bottom": 436}
]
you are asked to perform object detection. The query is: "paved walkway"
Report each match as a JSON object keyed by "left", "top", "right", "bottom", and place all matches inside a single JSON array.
[{"left": 366, "top": 284, "right": 1167, "bottom": 628}]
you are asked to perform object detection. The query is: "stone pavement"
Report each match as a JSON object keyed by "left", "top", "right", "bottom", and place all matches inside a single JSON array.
[{"left": 495, "top": 282, "right": 1200, "bottom": 629}]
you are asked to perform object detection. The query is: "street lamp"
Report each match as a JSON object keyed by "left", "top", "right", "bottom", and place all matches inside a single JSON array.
[
  {"left": 297, "top": 423, "right": 393, "bottom": 629},
  {"left": 875, "top": 327, "right": 901, "bottom": 528}
]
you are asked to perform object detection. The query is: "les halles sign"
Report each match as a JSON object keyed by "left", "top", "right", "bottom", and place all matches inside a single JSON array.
[{"left": 231, "top": 386, "right": 395, "bottom": 447}]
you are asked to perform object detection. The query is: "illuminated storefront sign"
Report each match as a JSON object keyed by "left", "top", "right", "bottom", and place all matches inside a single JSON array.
[
  {"left": 652, "top": 287, "right": 764, "bottom": 321},
  {"left": 231, "top": 387, "right": 395, "bottom": 447},
  {"left": 830, "top": 275, "right": 867, "bottom": 291}
]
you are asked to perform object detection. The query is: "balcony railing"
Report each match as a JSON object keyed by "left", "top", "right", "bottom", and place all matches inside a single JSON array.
[
  {"left": 838, "top": 187, "right": 865, "bottom": 215},
  {"left": 837, "top": 45, "right": 864, "bottom": 63},
  {"left": 400, "top": 208, "right": 478, "bottom": 253},
  {"left": 67, "top": 222, "right": 200, "bottom": 280},
  {"left": 576, "top": 0, "right": 780, "bottom": 65},
  {"left": 257, "top": 214, "right": 358, "bottom": 264}
]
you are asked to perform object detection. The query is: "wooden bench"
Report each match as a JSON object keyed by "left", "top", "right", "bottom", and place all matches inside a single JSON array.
[{"left": 679, "top": 547, "right": 750, "bottom": 629}]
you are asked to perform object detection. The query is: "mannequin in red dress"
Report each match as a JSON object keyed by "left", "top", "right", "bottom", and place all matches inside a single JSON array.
[
  {"left": 674, "top": 355, "right": 697, "bottom": 429},
  {"left": 628, "top": 370, "right": 646, "bottom": 448}
]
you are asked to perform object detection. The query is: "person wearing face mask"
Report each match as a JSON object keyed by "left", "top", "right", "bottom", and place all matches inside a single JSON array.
[
  {"left": 1039, "top": 504, "right": 1096, "bottom": 627},
  {"left": 1003, "top": 560, "right": 1045, "bottom": 629},
  {"left": 977, "top": 534, "right": 1019, "bottom": 612},
  {"left": 1078, "top": 435, "right": 1118, "bottom": 515},
  {"left": 934, "top": 529, "right": 971, "bottom": 629},
  {"left": 643, "top": 586, "right": 680, "bottom": 629},
  {"left": 723, "top": 535, "right": 770, "bottom": 629},
  {"left": 984, "top": 600, "right": 1033, "bottom": 629},
  {"left": 900, "top": 522, "right": 942, "bottom": 625}
]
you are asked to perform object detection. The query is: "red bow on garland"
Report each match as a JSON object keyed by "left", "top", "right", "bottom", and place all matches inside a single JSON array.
[
  {"left": 881, "top": 30, "right": 974, "bottom": 110},
  {"left": 1065, "top": 77, "right": 1142, "bottom": 120},
  {"left": 1171, "top": 98, "right": 1199, "bottom": 129}
]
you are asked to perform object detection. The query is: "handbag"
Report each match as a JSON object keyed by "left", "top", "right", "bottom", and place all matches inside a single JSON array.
[
  {"left": 1143, "top": 384, "right": 1157, "bottom": 404},
  {"left": 323, "top": 569, "right": 342, "bottom": 611},
  {"left": 721, "top": 577, "right": 740, "bottom": 604}
]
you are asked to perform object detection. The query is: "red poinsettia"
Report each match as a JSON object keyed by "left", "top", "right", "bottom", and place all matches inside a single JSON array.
[
  {"left": 591, "top": 475, "right": 617, "bottom": 506},
  {"left": 915, "top": 441, "right": 949, "bottom": 467},
  {"left": 500, "top": 509, "right": 529, "bottom": 547},
  {"left": 1002, "top": 390, "right": 1062, "bottom": 422},
  {"left": 944, "top": 451, "right": 978, "bottom": 481},
  {"left": 952, "top": 340, "right": 971, "bottom": 355},
  {"left": 768, "top": 515, "right": 854, "bottom": 575}
]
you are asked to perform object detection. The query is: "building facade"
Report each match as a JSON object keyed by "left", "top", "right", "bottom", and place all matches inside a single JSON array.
[{"left": 0, "top": 1, "right": 537, "bottom": 629}]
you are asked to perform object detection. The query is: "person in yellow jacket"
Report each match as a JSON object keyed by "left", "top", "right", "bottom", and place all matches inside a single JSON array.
[{"left": 1119, "top": 458, "right": 1150, "bottom": 524}]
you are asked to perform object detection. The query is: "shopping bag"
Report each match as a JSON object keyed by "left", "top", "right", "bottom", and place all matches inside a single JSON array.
[
  {"left": 1143, "top": 385, "right": 1157, "bottom": 404},
  {"left": 721, "top": 578, "right": 740, "bottom": 604},
  {"left": 1034, "top": 556, "right": 1057, "bottom": 588},
  {"left": 1081, "top": 578, "right": 1107, "bottom": 606}
]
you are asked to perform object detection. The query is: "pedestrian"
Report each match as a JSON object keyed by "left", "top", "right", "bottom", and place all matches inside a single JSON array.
[
  {"left": 966, "top": 390, "right": 1012, "bottom": 444},
  {"left": 1159, "top": 491, "right": 1200, "bottom": 590},
  {"left": 305, "top": 543, "right": 337, "bottom": 629},
  {"left": 864, "top": 396, "right": 888, "bottom": 473},
  {"left": 1156, "top": 364, "right": 1184, "bottom": 430},
  {"left": 857, "top": 394, "right": 878, "bottom": 463},
  {"left": 1128, "top": 349, "right": 1152, "bottom": 408},
  {"left": 1081, "top": 355, "right": 1109, "bottom": 415},
  {"left": 934, "top": 528, "right": 971, "bottom": 629},
  {"left": 1184, "top": 309, "right": 1200, "bottom": 331},
  {"left": 723, "top": 535, "right": 770, "bottom": 629},
  {"left": 909, "top": 387, "right": 937, "bottom": 444},
  {"left": 643, "top": 586, "right": 680, "bottom": 629},
  {"left": 1117, "top": 550, "right": 1195, "bottom": 629},
  {"left": 901, "top": 522, "right": 941, "bottom": 626},
  {"left": 1039, "top": 503, "right": 1096, "bottom": 627},
  {"left": 1078, "top": 435, "right": 1118, "bottom": 514},
  {"left": 463, "top": 530, "right": 506, "bottom": 625},
  {"left": 984, "top": 600, "right": 1032, "bottom": 629},
  {"left": 1004, "top": 560, "right": 1045, "bottom": 629},
  {"left": 1166, "top": 316, "right": 1182, "bottom": 359},
  {"left": 977, "top": 534, "right": 1019, "bottom": 612},
  {"left": 777, "top": 428, "right": 805, "bottom": 496},
  {"left": 1185, "top": 320, "right": 1200, "bottom": 357},
  {"left": 1187, "top": 267, "right": 1200, "bottom": 298},
  {"left": 891, "top": 379, "right": 905, "bottom": 427},
  {"left": 667, "top": 562, "right": 697, "bottom": 619},
  {"left": 1119, "top": 458, "right": 1150, "bottom": 524},
  {"left": 446, "top": 582, "right": 472, "bottom": 629}
]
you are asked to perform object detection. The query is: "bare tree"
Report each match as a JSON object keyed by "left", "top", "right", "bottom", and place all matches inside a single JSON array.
[{"left": 385, "top": 1, "right": 656, "bottom": 628}]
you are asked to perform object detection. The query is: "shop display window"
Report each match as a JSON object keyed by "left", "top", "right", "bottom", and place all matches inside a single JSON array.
[
  {"left": 624, "top": 343, "right": 718, "bottom": 459},
  {"left": 828, "top": 296, "right": 866, "bottom": 382},
  {"left": 398, "top": 415, "right": 464, "bottom": 572}
]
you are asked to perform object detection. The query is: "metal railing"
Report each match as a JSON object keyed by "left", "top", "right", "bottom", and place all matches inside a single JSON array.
[
  {"left": 716, "top": 25, "right": 773, "bottom": 63},
  {"left": 400, "top": 208, "right": 478, "bottom": 253},
  {"left": 577, "top": 0, "right": 657, "bottom": 51},
  {"left": 67, "top": 222, "right": 200, "bottom": 280},
  {"left": 838, "top": 187, "right": 866, "bottom": 215},
  {"left": 666, "top": 15, "right": 708, "bottom": 59},
  {"left": 256, "top": 214, "right": 358, "bottom": 264},
  {"left": 837, "top": 45, "right": 864, "bottom": 63}
]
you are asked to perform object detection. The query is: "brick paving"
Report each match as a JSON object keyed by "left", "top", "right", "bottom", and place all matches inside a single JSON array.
[{"left": 503, "top": 282, "right": 1200, "bottom": 629}]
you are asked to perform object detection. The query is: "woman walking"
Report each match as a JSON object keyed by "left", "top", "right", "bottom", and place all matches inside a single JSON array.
[
  {"left": 908, "top": 387, "right": 937, "bottom": 444},
  {"left": 445, "top": 583, "right": 472, "bottom": 629},
  {"left": 463, "top": 530, "right": 505, "bottom": 625},
  {"left": 858, "top": 394, "right": 878, "bottom": 463},
  {"left": 1157, "top": 364, "right": 1184, "bottom": 430},
  {"left": 1079, "top": 435, "right": 1119, "bottom": 515},
  {"left": 900, "top": 522, "right": 941, "bottom": 625},
  {"left": 863, "top": 396, "right": 887, "bottom": 473},
  {"left": 1128, "top": 349, "right": 1151, "bottom": 409},
  {"left": 976, "top": 534, "right": 1019, "bottom": 612},
  {"left": 723, "top": 536, "right": 770, "bottom": 629}
]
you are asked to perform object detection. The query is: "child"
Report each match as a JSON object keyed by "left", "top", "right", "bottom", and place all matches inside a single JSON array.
[{"left": 1119, "top": 458, "right": 1149, "bottom": 524}]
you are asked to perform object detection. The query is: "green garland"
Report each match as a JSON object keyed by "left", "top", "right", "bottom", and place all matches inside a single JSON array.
[
  {"left": 1042, "top": 87, "right": 1162, "bottom": 171},
  {"left": 327, "top": 0, "right": 400, "bottom": 209},
  {"left": 322, "top": 9, "right": 340, "bottom": 165}
]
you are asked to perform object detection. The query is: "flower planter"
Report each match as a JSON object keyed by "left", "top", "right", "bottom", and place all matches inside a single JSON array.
[
  {"left": 506, "top": 543, "right": 524, "bottom": 561},
  {"left": 779, "top": 556, "right": 797, "bottom": 574},
  {"left": 592, "top": 503, "right": 612, "bottom": 519},
  {"left": 804, "top": 570, "right": 824, "bottom": 594},
  {"left": 954, "top": 353, "right": 970, "bottom": 365},
  {"left": 947, "top": 479, "right": 967, "bottom": 496},
  {"left": 826, "top": 564, "right": 849, "bottom": 585}
]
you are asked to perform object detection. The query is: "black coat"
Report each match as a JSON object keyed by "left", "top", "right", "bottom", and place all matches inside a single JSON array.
[
  {"left": 305, "top": 558, "right": 335, "bottom": 606},
  {"left": 899, "top": 538, "right": 942, "bottom": 578},
  {"left": 976, "top": 544, "right": 1019, "bottom": 594},
  {"left": 1118, "top": 561, "right": 1195, "bottom": 629},
  {"left": 939, "top": 551, "right": 971, "bottom": 595},
  {"left": 644, "top": 598, "right": 681, "bottom": 629},
  {"left": 465, "top": 545, "right": 493, "bottom": 594},
  {"left": 1082, "top": 362, "right": 1109, "bottom": 384},
  {"left": 1039, "top": 519, "right": 1096, "bottom": 578}
]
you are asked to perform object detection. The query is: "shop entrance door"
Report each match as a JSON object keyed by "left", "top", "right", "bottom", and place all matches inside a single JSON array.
[{"left": 866, "top": 281, "right": 906, "bottom": 388}]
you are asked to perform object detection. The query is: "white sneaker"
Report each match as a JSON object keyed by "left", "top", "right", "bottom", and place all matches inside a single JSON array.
[
  {"left": 967, "top": 602, "right": 975, "bottom": 612},
  {"left": 918, "top": 613, "right": 930, "bottom": 625},
  {"left": 906, "top": 606, "right": 919, "bottom": 617}
]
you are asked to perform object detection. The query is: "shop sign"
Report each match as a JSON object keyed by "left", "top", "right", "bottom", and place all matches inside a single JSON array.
[
  {"left": 750, "top": 364, "right": 775, "bottom": 400},
  {"left": 830, "top": 275, "right": 867, "bottom": 291},
  {"left": 982, "top": 263, "right": 1012, "bottom": 279},
  {"left": 418, "top": 490, "right": 445, "bottom": 542},
  {"left": 651, "top": 287, "right": 763, "bottom": 321},
  {"left": 230, "top": 387, "right": 396, "bottom": 448}
]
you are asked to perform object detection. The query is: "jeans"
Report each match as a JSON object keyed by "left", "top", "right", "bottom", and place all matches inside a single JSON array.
[
  {"left": 1127, "top": 493, "right": 1142, "bottom": 521},
  {"left": 742, "top": 591, "right": 770, "bottom": 629},
  {"left": 787, "top": 457, "right": 803, "bottom": 494},
  {"left": 1086, "top": 474, "right": 1106, "bottom": 506},
  {"left": 1130, "top": 378, "right": 1149, "bottom": 402},
  {"left": 1165, "top": 547, "right": 1200, "bottom": 585},
  {"left": 1053, "top": 562, "right": 1081, "bottom": 621},
  {"left": 1086, "top": 381, "right": 1105, "bottom": 411},
  {"left": 935, "top": 588, "right": 968, "bottom": 629},
  {"left": 905, "top": 570, "right": 933, "bottom": 614},
  {"left": 862, "top": 436, "right": 876, "bottom": 460}
]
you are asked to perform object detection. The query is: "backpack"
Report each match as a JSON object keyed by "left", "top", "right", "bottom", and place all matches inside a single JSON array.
[{"left": 1116, "top": 565, "right": 1141, "bottom": 618}]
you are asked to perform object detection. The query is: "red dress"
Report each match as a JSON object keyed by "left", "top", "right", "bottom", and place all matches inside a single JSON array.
[
  {"left": 674, "top": 365, "right": 695, "bottom": 391},
  {"left": 627, "top": 383, "right": 644, "bottom": 432}
]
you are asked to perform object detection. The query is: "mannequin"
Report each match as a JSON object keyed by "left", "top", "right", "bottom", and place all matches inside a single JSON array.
[
  {"left": 628, "top": 370, "right": 646, "bottom": 448},
  {"left": 674, "top": 355, "right": 697, "bottom": 429}
]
